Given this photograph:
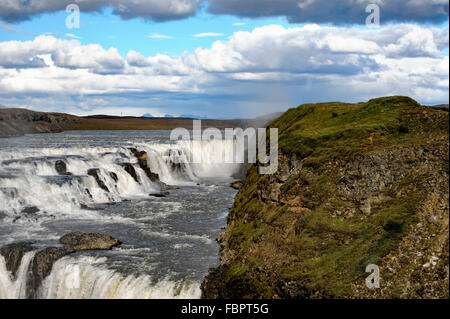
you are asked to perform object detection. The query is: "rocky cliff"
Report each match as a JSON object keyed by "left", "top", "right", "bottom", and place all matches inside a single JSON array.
[{"left": 202, "top": 96, "right": 449, "bottom": 299}]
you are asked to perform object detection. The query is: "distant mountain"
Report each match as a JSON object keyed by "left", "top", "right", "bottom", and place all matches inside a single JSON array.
[
  {"left": 142, "top": 113, "right": 153, "bottom": 118},
  {"left": 164, "top": 114, "right": 174, "bottom": 118},
  {"left": 0, "top": 104, "right": 6, "bottom": 109}
]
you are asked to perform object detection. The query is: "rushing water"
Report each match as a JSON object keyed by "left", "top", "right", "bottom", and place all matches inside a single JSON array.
[{"left": 0, "top": 130, "right": 240, "bottom": 299}]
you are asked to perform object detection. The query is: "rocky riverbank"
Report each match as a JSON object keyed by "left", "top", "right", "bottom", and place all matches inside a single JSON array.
[{"left": 201, "top": 96, "right": 449, "bottom": 299}]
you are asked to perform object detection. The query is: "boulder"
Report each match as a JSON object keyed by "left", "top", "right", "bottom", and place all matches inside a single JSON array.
[
  {"left": 55, "top": 160, "right": 72, "bottom": 176},
  {"left": 59, "top": 232, "right": 121, "bottom": 252},
  {"left": 149, "top": 192, "right": 169, "bottom": 198},
  {"left": 21, "top": 206, "right": 40, "bottom": 215}
]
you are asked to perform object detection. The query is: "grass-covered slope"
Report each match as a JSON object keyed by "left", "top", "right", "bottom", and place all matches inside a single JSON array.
[{"left": 202, "top": 96, "right": 449, "bottom": 299}]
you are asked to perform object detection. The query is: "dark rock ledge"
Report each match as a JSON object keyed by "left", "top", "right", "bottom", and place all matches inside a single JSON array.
[
  {"left": 0, "top": 232, "right": 121, "bottom": 298},
  {"left": 128, "top": 147, "right": 179, "bottom": 192}
]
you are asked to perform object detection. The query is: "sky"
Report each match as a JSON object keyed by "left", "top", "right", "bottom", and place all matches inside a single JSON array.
[{"left": 0, "top": 0, "right": 448, "bottom": 118}]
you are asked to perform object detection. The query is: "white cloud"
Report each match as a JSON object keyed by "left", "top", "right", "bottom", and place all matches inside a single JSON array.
[
  {"left": 232, "top": 22, "right": 246, "bottom": 26},
  {"left": 0, "top": 24, "right": 448, "bottom": 116},
  {"left": 0, "top": 35, "right": 125, "bottom": 73},
  {"left": 193, "top": 33, "right": 225, "bottom": 37},
  {"left": 187, "top": 24, "right": 449, "bottom": 77},
  {"left": 148, "top": 33, "right": 173, "bottom": 39},
  {"left": 126, "top": 50, "right": 190, "bottom": 75},
  {"left": 65, "top": 33, "right": 81, "bottom": 39}
]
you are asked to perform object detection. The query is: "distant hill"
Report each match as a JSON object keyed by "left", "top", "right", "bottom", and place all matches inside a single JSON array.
[
  {"left": 0, "top": 108, "right": 82, "bottom": 138},
  {"left": 142, "top": 113, "right": 153, "bottom": 118},
  {"left": 83, "top": 114, "right": 140, "bottom": 119},
  {"left": 0, "top": 108, "right": 254, "bottom": 138}
]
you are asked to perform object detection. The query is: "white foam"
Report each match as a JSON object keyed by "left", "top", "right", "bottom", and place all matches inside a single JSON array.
[
  {"left": 38, "top": 256, "right": 201, "bottom": 299},
  {"left": 0, "top": 251, "right": 36, "bottom": 299},
  {"left": 0, "top": 139, "right": 239, "bottom": 220}
]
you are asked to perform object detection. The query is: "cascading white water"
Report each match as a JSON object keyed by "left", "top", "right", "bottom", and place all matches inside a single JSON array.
[
  {"left": 0, "top": 251, "right": 36, "bottom": 299},
  {"left": 0, "top": 139, "right": 240, "bottom": 221},
  {"left": 140, "top": 139, "right": 242, "bottom": 184},
  {"left": 0, "top": 132, "right": 241, "bottom": 299},
  {"left": 38, "top": 256, "right": 201, "bottom": 299}
]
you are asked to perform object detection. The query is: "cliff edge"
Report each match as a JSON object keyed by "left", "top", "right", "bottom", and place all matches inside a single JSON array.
[
  {"left": 202, "top": 96, "right": 449, "bottom": 299},
  {"left": 0, "top": 108, "right": 82, "bottom": 138}
]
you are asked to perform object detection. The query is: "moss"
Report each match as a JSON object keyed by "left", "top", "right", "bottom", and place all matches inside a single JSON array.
[
  {"left": 215, "top": 96, "right": 449, "bottom": 299},
  {"left": 265, "top": 206, "right": 287, "bottom": 224},
  {"left": 269, "top": 96, "right": 432, "bottom": 162}
]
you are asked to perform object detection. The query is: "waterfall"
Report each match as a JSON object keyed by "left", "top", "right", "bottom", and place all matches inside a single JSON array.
[
  {"left": 0, "top": 140, "right": 240, "bottom": 221},
  {"left": 0, "top": 253, "right": 201, "bottom": 299},
  {"left": 38, "top": 256, "right": 201, "bottom": 299},
  {"left": 0, "top": 251, "right": 36, "bottom": 299},
  {"left": 140, "top": 139, "right": 241, "bottom": 184},
  {"left": 0, "top": 135, "right": 240, "bottom": 299}
]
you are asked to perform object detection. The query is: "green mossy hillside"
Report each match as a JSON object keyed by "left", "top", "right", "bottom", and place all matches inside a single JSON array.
[{"left": 203, "top": 96, "right": 449, "bottom": 299}]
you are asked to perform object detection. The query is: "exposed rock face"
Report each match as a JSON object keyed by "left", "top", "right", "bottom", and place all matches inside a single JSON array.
[
  {"left": 0, "top": 242, "right": 34, "bottom": 278},
  {"left": 200, "top": 265, "right": 230, "bottom": 299},
  {"left": 109, "top": 172, "right": 118, "bottom": 183},
  {"left": 202, "top": 97, "right": 449, "bottom": 299},
  {"left": 0, "top": 108, "right": 81, "bottom": 138},
  {"left": 120, "top": 163, "right": 140, "bottom": 184},
  {"left": 230, "top": 181, "right": 243, "bottom": 190},
  {"left": 28, "top": 247, "right": 68, "bottom": 297},
  {"left": 0, "top": 232, "right": 121, "bottom": 298},
  {"left": 129, "top": 148, "right": 160, "bottom": 182},
  {"left": 87, "top": 168, "right": 109, "bottom": 192}
]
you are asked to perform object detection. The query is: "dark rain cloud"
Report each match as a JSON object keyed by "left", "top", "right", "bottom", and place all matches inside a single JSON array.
[
  {"left": 207, "top": 0, "right": 449, "bottom": 24},
  {"left": 0, "top": 0, "right": 448, "bottom": 24},
  {"left": 0, "top": 0, "right": 201, "bottom": 23}
]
